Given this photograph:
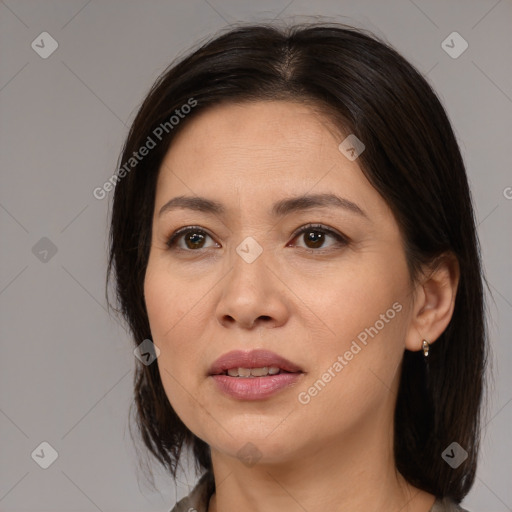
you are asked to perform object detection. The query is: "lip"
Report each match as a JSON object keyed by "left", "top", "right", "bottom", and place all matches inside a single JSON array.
[
  {"left": 208, "top": 349, "right": 303, "bottom": 376},
  {"left": 208, "top": 349, "right": 304, "bottom": 401},
  {"left": 211, "top": 373, "right": 303, "bottom": 400}
]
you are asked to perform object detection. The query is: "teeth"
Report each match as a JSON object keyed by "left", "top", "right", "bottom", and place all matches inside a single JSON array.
[
  {"left": 226, "top": 366, "right": 281, "bottom": 377},
  {"left": 238, "top": 367, "right": 252, "bottom": 377}
]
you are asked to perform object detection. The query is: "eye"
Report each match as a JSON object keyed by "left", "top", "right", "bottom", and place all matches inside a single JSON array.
[
  {"left": 166, "top": 223, "right": 349, "bottom": 252},
  {"left": 166, "top": 226, "right": 219, "bottom": 251},
  {"left": 289, "top": 223, "right": 349, "bottom": 250}
]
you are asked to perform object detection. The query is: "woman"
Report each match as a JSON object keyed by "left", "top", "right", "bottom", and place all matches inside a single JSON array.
[{"left": 107, "top": 22, "right": 487, "bottom": 512}]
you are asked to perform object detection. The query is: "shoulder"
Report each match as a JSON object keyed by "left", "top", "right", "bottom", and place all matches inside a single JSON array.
[
  {"left": 168, "top": 472, "right": 213, "bottom": 512},
  {"left": 431, "top": 496, "right": 471, "bottom": 512}
]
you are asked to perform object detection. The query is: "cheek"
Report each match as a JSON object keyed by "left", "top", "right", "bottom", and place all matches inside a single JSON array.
[
  {"left": 287, "top": 253, "right": 408, "bottom": 348},
  {"left": 290, "top": 254, "right": 410, "bottom": 419},
  {"left": 144, "top": 266, "right": 198, "bottom": 371},
  {"left": 143, "top": 261, "right": 213, "bottom": 434},
  {"left": 144, "top": 257, "right": 209, "bottom": 342},
  {"left": 294, "top": 302, "right": 408, "bottom": 442}
]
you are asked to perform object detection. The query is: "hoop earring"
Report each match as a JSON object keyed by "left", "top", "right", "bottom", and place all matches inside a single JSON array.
[{"left": 422, "top": 339, "right": 430, "bottom": 358}]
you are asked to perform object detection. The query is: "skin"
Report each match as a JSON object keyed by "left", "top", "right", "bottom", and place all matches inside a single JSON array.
[{"left": 144, "top": 100, "right": 460, "bottom": 512}]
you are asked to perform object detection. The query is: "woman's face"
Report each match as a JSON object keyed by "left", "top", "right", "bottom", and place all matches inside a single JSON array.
[{"left": 144, "top": 100, "right": 418, "bottom": 465}]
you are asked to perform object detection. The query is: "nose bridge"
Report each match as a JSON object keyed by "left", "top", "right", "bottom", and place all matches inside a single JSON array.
[
  {"left": 235, "top": 233, "right": 266, "bottom": 266},
  {"left": 215, "top": 232, "right": 286, "bottom": 329},
  {"left": 228, "top": 232, "right": 270, "bottom": 299}
]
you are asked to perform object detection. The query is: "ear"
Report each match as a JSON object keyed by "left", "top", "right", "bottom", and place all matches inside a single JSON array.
[{"left": 404, "top": 252, "right": 460, "bottom": 352}]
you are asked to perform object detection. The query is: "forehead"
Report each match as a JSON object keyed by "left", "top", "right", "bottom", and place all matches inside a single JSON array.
[
  {"left": 164, "top": 100, "right": 340, "bottom": 167},
  {"left": 154, "top": 100, "right": 386, "bottom": 220},
  {"left": 175, "top": 99, "right": 340, "bottom": 142}
]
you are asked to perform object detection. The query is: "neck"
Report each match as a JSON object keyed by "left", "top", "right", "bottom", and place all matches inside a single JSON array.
[{"left": 207, "top": 414, "right": 435, "bottom": 512}]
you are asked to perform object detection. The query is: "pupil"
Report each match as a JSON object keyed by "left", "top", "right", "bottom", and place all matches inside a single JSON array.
[
  {"left": 186, "top": 232, "right": 204, "bottom": 249},
  {"left": 306, "top": 230, "right": 323, "bottom": 248}
]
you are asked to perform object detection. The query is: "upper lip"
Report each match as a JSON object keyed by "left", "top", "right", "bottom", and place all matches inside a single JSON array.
[{"left": 208, "top": 349, "right": 303, "bottom": 376}]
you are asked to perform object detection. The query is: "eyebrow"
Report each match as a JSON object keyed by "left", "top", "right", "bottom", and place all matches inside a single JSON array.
[{"left": 158, "top": 193, "right": 368, "bottom": 219}]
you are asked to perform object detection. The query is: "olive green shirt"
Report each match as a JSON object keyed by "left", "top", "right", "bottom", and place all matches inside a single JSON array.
[{"left": 169, "top": 473, "right": 470, "bottom": 511}]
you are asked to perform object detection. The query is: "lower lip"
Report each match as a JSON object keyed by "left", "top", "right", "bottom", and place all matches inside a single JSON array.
[{"left": 210, "top": 373, "right": 303, "bottom": 400}]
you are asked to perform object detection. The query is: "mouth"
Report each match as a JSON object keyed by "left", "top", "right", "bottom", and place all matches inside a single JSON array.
[
  {"left": 208, "top": 349, "right": 304, "bottom": 377},
  {"left": 208, "top": 349, "right": 305, "bottom": 400},
  {"left": 216, "top": 366, "right": 299, "bottom": 378}
]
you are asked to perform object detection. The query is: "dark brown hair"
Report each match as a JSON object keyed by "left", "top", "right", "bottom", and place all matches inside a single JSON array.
[{"left": 106, "top": 22, "right": 488, "bottom": 502}]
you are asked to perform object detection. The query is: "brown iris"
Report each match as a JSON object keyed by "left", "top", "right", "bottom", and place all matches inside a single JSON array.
[
  {"left": 184, "top": 231, "right": 206, "bottom": 250},
  {"left": 303, "top": 229, "right": 325, "bottom": 249}
]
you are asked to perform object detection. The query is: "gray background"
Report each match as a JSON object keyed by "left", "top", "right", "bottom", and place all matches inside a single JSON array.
[{"left": 0, "top": 0, "right": 511, "bottom": 510}]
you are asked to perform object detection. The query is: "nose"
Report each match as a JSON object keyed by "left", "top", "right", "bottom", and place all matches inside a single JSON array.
[{"left": 215, "top": 245, "right": 289, "bottom": 330}]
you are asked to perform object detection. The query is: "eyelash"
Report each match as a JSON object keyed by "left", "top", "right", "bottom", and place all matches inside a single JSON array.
[{"left": 165, "top": 223, "right": 349, "bottom": 252}]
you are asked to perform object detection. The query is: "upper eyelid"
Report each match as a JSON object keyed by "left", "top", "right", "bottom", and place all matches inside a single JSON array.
[
  {"left": 291, "top": 223, "right": 348, "bottom": 240},
  {"left": 166, "top": 225, "right": 216, "bottom": 246},
  {"left": 167, "top": 223, "right": 347, "bottom": 247}
]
